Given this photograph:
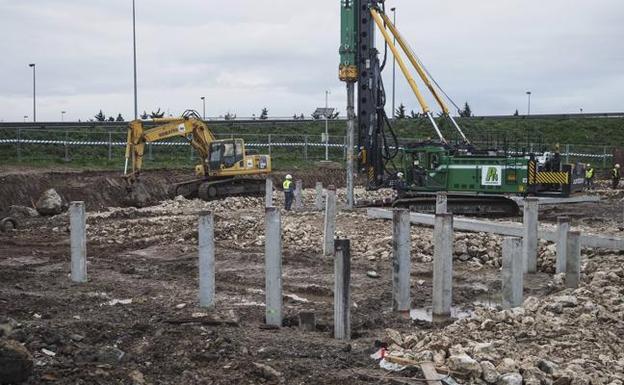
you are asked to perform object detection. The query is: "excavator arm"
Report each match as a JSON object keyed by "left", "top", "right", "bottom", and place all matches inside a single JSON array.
[{"left": 124, "top": 113, "right": 215, "bottom": 182}]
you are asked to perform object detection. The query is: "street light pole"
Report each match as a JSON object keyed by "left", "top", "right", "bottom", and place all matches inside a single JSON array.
[
  {"left": 61, "top": 111, "right": 66, "bottom": 122},
  {"left": 325, "top": 90, "right": 330, "bottom": 161},
  {"left": 28, "top": 64, "right": 36, "bottom": 122},
  {"left": 132, "top": 0, "right": 138, "bottom": 120},
  {"left": 23, "top": 116, "right": 28, "bottom": 123},
  {"left": 391, "top": 7, "right": 396, "bottom": 119},
  {"left": 526, "top": 91, "right": 532, "bottom": 116},
  {"left": 200, "top": 96, "right": 206, "bottom": 120}
]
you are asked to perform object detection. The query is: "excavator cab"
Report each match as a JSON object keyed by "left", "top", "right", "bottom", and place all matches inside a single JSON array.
[{"left": 208, "top": 139, "right": 245, "bottom": 171}]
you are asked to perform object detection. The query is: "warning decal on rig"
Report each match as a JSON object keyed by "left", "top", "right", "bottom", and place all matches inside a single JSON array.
[{"left": 481, "top": 166, "right": 502, "bottom": 186}]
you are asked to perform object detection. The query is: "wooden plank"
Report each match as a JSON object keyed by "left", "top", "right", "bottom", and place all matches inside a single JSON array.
[{"left": 420, "top": 362, "right": 444, "bottom": 385}]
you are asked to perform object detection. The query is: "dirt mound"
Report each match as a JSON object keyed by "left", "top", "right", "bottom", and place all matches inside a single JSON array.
[{"left": 0, "top": 168, "right": 358, "bottom": 212}]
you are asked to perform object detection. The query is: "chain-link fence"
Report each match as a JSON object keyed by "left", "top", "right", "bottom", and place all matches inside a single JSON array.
[{"left": 0, "top": 126, "right": 617, "bottom": 170}]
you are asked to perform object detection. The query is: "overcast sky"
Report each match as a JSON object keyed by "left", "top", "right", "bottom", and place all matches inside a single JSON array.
[{"left": 0, "top": 0, "right": 622, "bottom": 122}]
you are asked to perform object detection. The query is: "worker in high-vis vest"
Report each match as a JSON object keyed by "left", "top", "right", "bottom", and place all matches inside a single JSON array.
[
  {"left": 584, "top": 164, "right": 595, "bottom": 190},
  {"left": 283, "top": 174, "right": 294, "bottom": 211},
  {"left": 612, "top": 164, "right": 621, "bottom": 190}
]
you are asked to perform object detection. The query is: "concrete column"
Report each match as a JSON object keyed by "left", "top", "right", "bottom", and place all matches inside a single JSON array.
[
  {"left": 315, "top": 182, "right": 324, "bottom": 211},
  {"left": 432, "top": 213, "right": 453, "bottom": 320},
  {"left": 392, "top": 209, "right": 411, "bottom": 312},
  {"left": 265, "top": 178, "right": 273, "bottom": 208},
  {"left": 70, "top": 201, "right": 87, "bottom": 283},
  {"left": 334, "top": 239, "right": 351, "bottom": 340},
  {"left": 346, "top": 82, "right": 355, "bottom": 209},
  {"left": 523, "top": 197, "right": 539, "bottom": 273},
  {"left": 556, "top": 217, "right": 570, "bottom": 274},
  {"left": 435, "top": 192, "right": 448, "bottom": 214},
  {"left": 294, "top": 180, "right": 303, "bottom": 210},
  {"left": 502, "top": 237, "right": 523, "bottom": 309},
  {"left": 198, "top": 211, "right": 215, "bottom": 308},
  {"left": 566, "top": 231, "right": 581, "bottom": 289},
  {"left": 265, "top": 207, "right": 282, "bottom": 326},
  {"left": 323, "top": 185, "right": 337, "bottom": 256}
]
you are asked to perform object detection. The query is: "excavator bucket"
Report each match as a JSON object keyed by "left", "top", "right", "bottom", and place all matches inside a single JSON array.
[{"left": 124, "top": 180, "right": 152, "bottom": 208}]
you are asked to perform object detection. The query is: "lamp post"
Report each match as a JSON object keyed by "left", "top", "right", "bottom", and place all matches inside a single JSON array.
[
  {"left": 200, "top": 96, "right": 206, "bottom": 120},
  {"left": 325, "top": 90, "right": 330, "bottom": 161},
  {"left": 23, "top": 115, "right": 28, "bottom": 123},
  {"left": 28, "top": 63, "right": 36, "bottom": 122},
  {"left": 132, "top": 0, "right": 138, "bottom": 120},
  {"left": 526, "top": 91, "right": 532, "bottom": 116},
  {"left": 61, "top": 111, "right": 66, "bottom": 122},
  {"left": 391, "top": 7, "right": 396, "bottom": 119}
]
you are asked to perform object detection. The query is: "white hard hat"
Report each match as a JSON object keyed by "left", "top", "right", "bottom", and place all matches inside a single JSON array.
[
  {"left": 286, "top": 174, "right": 293, "bottom": 179},
  {"left": 397, "top": 172, "right": 404, "bottom": 178},
  {"left": 616, "top": 164, "right": 621, "bottom": 168},
  {"left": 586, "top": 163, "right": 591, "bottom": 167}
]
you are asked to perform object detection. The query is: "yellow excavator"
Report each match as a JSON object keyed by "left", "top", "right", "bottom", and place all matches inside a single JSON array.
[{"left": 124, "top": 110, "right": 271, "bottom": 202}]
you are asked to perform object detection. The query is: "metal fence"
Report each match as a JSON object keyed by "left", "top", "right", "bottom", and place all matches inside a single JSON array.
[{"left": 0, "top": 127, "right": 617, "bottom": 169}]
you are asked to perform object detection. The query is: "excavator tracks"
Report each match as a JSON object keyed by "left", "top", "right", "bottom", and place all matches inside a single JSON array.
[
  {"left": 170, "top": 178, "right": 266, "bottom": 201},
  {"left": 392, "top": 195, "right": 520, "bottom": 217}
]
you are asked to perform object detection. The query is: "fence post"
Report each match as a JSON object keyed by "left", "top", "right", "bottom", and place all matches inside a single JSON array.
[
  {"left": 343, "top": 136, "right": 347, "bottom": 160},
  {"left": 323, "top": 185, "right": 337, "bottom": 256},
  {"left": 108, "top": 131, "right": 113, "bottom": 161},
  {"left": 315, "top": 182, "right": 324, "bottom": 210},
  {"left": 436, "top": 192, "right": 448, "bottom": 214},
  {"left": 265, "top": 207, "right": 283, "bottom": 327},
  {"left": 64, "top": 130, "right": 70, "bottom": 162},
  {"left": 523, "top": 198, "right": 538, "bottom": 273},
  {"left": 17, "top": 128, "right": 21, "bottom": 161},
  {"left": 190, "top": 146, "right": 194, "bottom": 162},
  {"left": 198, "top": 211, "right": 215, "bottom": 308},
  {"left": 566, "top": 231, "right": 581, "bottom": 289},
  {"left": 70, "top": 202, "right": 87, "bottom": 283},
  {"left": 432, "top": 213, "right": 453, "bottom": 321},
  {"left": 268, "top": 134, "right": 272, "bottom": 157},
  {"left": 502, "top": 237, "right": 523, "bottom": 309},
  {"left": 392, "top": 209, "right": 411, "bottom": 312},
  {"left": 148, "top": 143, "right": 153, "bottom": 161},
  {"left": 603, "top": 146, "right": 607, "bottom": 169},
  {"left": 294, "top": 180, "right": 303, "bottom": 210},
  {"left": 265, "top": 178, "right": 273, "bottom": 208},
  {"left": 565, "top": 144, "right": 570, "bottom": 164},
  {"left": 334, "top": 239, "right": 351, "bottom": 340},
  {"left": 556, "top": 217, "right": 570, "bottom": 274},
  {"left": 304, "top": 135, "right": 308, "bottom": 161}
]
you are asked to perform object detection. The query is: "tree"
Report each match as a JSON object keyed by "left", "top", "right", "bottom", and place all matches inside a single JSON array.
[
  {"left": 259, "top": 108, "right": 268, "bottom": 120},
  {"left": 459, "top": 102, "right": 472, "bottom": 117},
  {"left": 395, "top": 103, "right": 406, "bottom": 119},
  {"left": 107, "top": 116, "right": 115, "bottom": 122},
  {"left": 410, "top": 110, "right": 422, "bottom": 119},
  {"left": 116, "top": 113, "right": 125, "bottom": 122},
  {"left": 94, "top": 110, "right": 106, "bottom": 122},
  {"left": 328, "top": 111, "right": 340, "bottom": 119},
  {"left": 150, "top": 108, "right": 165, "bottom": 119},
  {"left": 224, "top": 112, "right": 237, "bottom": 120},
  {"left": 513, "top": 109, "right": 519, "bottom": 117},
  {"left": 140, "top": 111, "right": 149, "bottom": 120}
]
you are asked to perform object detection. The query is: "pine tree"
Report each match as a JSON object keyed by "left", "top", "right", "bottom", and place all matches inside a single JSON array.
[
  {"left": 140, "top": 111, "right": 149, "bottom": 120},
  {"left": 513, "top": 109, "right": 519, "bottom": 117},
  {"left": 259, "top": 108, "right": 268, "bottom": 120},
  {"left": 150, "top": 108, "right": 165, "bottom": 119},
  {"left": 460, "top": 102, "right": 472, "bottom": 117},
  {"left": 395, "top": 103, "right": 406, "bottom": 119},
  {"left": 94, "top": 110, "right": 106, "bottom": 122},
  {"left": 116, "top": 113, "right": 125, "bottom": 122},
  {"left": 107, "top": 116, "right": 115, "bottom": 122}
]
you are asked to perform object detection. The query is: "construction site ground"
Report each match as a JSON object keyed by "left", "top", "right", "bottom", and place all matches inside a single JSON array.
[{"left": 1, "top": 168, "right": 623, "bottom": 384}]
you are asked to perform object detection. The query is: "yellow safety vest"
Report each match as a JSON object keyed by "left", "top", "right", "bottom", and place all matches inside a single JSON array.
[
  {"left": 585, "top": 168, "right": 594, "bottom": 179},
  {"left": 283, "top": 180, "right": 293, "bottom": 191},
  {"left": 612, "top": 168, "right": 620, "bottom": 179}
]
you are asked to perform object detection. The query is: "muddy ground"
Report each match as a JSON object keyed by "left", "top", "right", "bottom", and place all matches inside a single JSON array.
[{"left": 0, "top": 168, "right": 622, "bottom": 384}]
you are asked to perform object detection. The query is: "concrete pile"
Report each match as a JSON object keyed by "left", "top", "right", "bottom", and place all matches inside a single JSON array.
[{"left": 382, "top": 253, "right": 624, "bottom": 384}]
